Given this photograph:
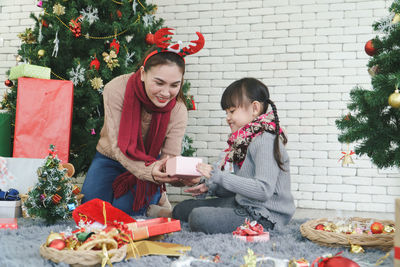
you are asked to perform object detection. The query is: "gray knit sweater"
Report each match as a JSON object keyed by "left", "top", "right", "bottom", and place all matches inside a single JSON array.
[{"left": 206, "top": 132, "right": 296, "bottom": 226}]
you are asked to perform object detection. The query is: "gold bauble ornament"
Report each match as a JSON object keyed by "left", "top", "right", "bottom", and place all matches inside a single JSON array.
[
  {"left": 16, "top": 55, "right": 22, "bottom": 62},
  {"left": 46, "top": 232, "right": 64, "bottom": 246},
  {"left": 38, "top": 49, "right": 45, "bottom": 58},
  {"left": 388, "top": 89, "right": 400, "bottom": 108}
]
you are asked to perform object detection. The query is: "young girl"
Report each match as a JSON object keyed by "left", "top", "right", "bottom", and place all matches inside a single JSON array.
[{"left": 172, "top": 78, "right": 295, "bottom": 234}]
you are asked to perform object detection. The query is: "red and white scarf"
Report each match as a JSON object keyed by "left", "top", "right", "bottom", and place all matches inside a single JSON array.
[{"left": 223, "top": 112, "right": 284, "bottom": 170}]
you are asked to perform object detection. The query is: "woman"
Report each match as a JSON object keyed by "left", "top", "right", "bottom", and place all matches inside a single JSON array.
[{"left": 82, "top": 28, "right": 205, "bottom": 216}]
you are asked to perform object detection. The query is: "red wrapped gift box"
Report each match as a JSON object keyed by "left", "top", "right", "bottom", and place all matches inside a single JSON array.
[
  {"left": 126, "top": 217, "right": 181, "bottom": 241},
  {"left": 0, "top": 218, "right": 18, "bottom": 229},
  {"left": 13, "top": 78, "right": 73, "bottom": 163},
  {"left": 234, "top": 232, "right": 270, "bottom": 242}
]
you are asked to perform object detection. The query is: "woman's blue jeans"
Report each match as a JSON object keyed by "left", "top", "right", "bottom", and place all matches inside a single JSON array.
[{"left": 81, "top": 151, "right": 161, "bottom": 216}]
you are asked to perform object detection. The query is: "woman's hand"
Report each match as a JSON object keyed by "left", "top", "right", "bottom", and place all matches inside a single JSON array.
[
  {"left": 151, "top": 157, "right": 179, "bottom": 184},
  {"left": 184, "top": 183, "right": 208, "bottom": 197},
  {"left": 196, "top": 163, "right": 213, "bottom": 179}
]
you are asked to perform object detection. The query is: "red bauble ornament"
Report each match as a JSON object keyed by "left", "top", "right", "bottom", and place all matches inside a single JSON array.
[
  {"left": 89, "top": 57, "right": 100, "bottom": 71},
  {"left": 370, "top": 222, "right": 384, "bottom": 234},
  {"left": 52, "top": 193, "right": 62, "bottom": 204},
  {"left": 48, "top": 239, "right": 66, "bottom": 250},
  {"left": 110, "top": 39, "right": 120, "bottom": 54},
  {"left": 116, "top": 10, "right": 122, "bottom": 19},
  {"left": 313, "top": 254, "right": 360, "bottom": 267},
  {"left": 4, "top": 79, "right": 13, "bottom": 87},
  {"left": 365, "top": 39, "right": 376, "bottom": 56},
  {"left": 145, "top": 33, "right": 154, "bottom": 45},
  {"left": 315, "top": 224, "right": 325, "bottom": 231},
  {"left": 42, "top": 20, "right": 49, "bottom": 28}
]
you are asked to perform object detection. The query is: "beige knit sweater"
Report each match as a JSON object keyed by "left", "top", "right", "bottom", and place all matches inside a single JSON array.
[{"left": 96, "top": 73, "right": 188, "bottom": 182}]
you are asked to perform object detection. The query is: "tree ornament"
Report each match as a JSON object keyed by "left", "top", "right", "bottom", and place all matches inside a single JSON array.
[
  {"left": 80, "top": 6, "right": 99, "bottom": 25},
  {"left": 48, "top": 239, "right": 66, "bottom": 250},
  {"left": 393, "top": 13, "right": 400, "bottom": 24},
  {"left": 388, "top": 89, "right": 400, "bottom": 108},
  {"left": 46, "top": 232, "right": 64, "bottom": 246},
  {"left": 4, "top": 79, "right": 13, "bottom": 87},
  {"left": 104, "top": 40, "right": 110, "bottom": 50},
  {"left": 72, "top": 185, "right": 81, "bottom": 195},
  {"left": 18, "top": 28, "right": 36, "bottom": 44},
  {"left": 53, "top": 3, "right": 66, "bottom": 16},
  {"left": 125, "top": 51, "right": 135, "bottom": 67},
  {"left": 364, "top": 39, "right": 376, "bottom": 56},
  {"left": 339, "top": 144, "right": 355, "bottom": 166},
  {"left": 116, "top": 10, "right": 122, "bottom": 19},
  {"left": 370, "top": 222, "right": 384, "bottom": 234},
  {"left": 38, "top": 49, "right": 45, "bottom": 58},
  {"left": 90, "top": 56, "right": 100, "bottom": 71},
  {"left": 69, "top": 64, "right": 86, "bottom": 86},
  {"left": 102, "top": 51, "right": 120, "bottom": 70},
  {"left": 37, "top": 1, "right": 43, "bottom": 8},
  {"left": 145, "top": 33, "right": 154, "bottom": 45},
  {"left": 52, "top": 30, "right": 59, "bottom": 57},
  {"left": 69, "top": 16, "right": 82, "bottom": 38},
  {"left": 143, "top": 14, "right": 154, "bottom": 27},
  {"left": 52, "top": 193, "right": 62, "bottom": 204},
  {"left": 91, "top": 128, "right": 96, "bottom": 135},
  {"left": 38, "top": 23, "right": 43, "bottom": 43},
  {"left": 16, "top": 55, "right": 22, "bottom": 62},
  {"left": 132, "top": 0, "right": 138, "bottom": 15},
  {"left": 368, "top": 65, "right": 379, "bottom": 77},
  {"left": 90, "top": 77, "right": 104, "bottom": 90},
  {"left": 110, "top": 39, "right": 120, "bottom": 54},
  {"left": 41, "top": 20, "right": 49, "bottom": 28}
]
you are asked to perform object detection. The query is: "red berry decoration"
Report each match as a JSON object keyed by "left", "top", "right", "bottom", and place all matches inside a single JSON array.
[
  {"left": 315, "top": 224, "right": 325, "bottom": 231},
  {"left": 69, "top": 16, "right": 82, "bottom": 38},
  {"left": 42, "top": 19, "right": 49, "bottom": 28},
  {"left": 145, "top": 33, "right": 155, "bottom": 45},
  {"left": 116, "top": 10, "right": 122, "bottom": 19},
  {"left": 48, "top": 239, "right": 66, "bottom": 250},
  {"left": 89, "top": 57, "right": 100, "bottom": 71},
  {"left": 370, "top": 222, "right": 384, "bottom": 234},
  {"left": 110, "top": 39, "right": 120, "bottom": 54},
  {"left": 4, "top": 79, "right": 13, "bottom": 87},
  {"left": 365, "top": 39, "right": 376, "bottom": 56}
]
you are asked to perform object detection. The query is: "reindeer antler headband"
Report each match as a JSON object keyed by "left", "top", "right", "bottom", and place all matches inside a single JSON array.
[{"left": 144, "top": 28, "right": 205, "bottom": 66}]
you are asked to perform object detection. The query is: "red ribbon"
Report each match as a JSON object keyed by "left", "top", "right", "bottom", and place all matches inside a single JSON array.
[
  {"left": 395, "top": 246, "right": 400, "bottom": 259},
  {"left": 338, "top": 150, "right": 355, "bottom": 162},
  {"left": 233, "top": 219, "right": 264, "bottom": 236}
]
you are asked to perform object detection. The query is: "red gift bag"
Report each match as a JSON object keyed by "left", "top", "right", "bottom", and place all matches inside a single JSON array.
[{"left": 13, "top": 78, "right": 73, "bottom": 163}]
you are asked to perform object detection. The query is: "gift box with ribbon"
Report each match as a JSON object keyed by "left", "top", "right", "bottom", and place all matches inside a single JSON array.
[
  {"left": 9, "top": 64, "right": 51, "bottom": 80},
  {"left": 126, "top": 217, "right": 181, "bottom": 241},
  {"left": 0, "top": 218, "right": 18, "bottom": 229},
  {"left": 233, "top": 219, "right": 270, "bottom": 243}
]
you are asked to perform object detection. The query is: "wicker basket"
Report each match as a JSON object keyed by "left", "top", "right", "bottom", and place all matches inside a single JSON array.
[
  {"left": 39, "top": 243, "right": 126, "bottom": 266},
  {"left": 300, "top": 217, "right": 394, "bottom": 251}
]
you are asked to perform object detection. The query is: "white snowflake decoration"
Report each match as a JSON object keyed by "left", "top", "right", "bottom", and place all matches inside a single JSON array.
[
  {"left": 181, "top": 135, "right": 190, "bottom": 154},
  {"left": 125, "top": 51, "right": 135, "bottom": 67},
  {"left": 80, "top": 5, "right": 99, "bottom": 25},
  {"left": 142, "top": 14, "right": 154, "bottom": 27},
  {"left": 376, "top": 12, "right": 397, "bottom": 34},
  {"left": 69, "top": 64, "right": 85, "bottom": 86},
  {"left": 132, "top": 0, "right": 138, "bottom": 15}
]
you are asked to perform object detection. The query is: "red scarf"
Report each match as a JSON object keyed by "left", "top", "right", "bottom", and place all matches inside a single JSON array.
[{"left": 112, "top": 70, "right": 176, "bottom": 211}]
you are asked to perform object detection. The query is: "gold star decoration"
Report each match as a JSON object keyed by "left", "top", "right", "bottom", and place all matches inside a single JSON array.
[
  {"left": 53, "top": 3, "right": 66, "bottom": 16},
  {"left": 90, "top": 77, "right": 104, "bottom": 90}
]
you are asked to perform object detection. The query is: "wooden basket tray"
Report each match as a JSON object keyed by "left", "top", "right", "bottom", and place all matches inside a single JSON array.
[{"left": 300, "top": 217, "right": 394, "bottom": 251}]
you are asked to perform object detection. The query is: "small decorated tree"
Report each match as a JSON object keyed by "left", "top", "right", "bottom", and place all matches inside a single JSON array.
[{"left": 24, "top": 145, "right": 81, "bottom": 224}]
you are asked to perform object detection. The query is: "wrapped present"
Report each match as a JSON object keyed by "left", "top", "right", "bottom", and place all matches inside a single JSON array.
[
  {"left": 395, "top": 199, "right": 400, "bottom": 267},
  {"left": 233, "top": 219, "right": 270, "bottom": 243},
  {"left": 9, "top": 64, "right": 51, "bottom": 80},
  {"left": 0, "top": 111, "right": 11, "bottom": 157},
  {"left": 166, "top": 156, "right": 202, "bottom": 179},
  {"left": 289, "top": 258, "right": 309, "bottom": 267},
  {"left": 13, "top": 78, "right": 73, "bottom": 163},
  {"left": 0, "top": 218, "right": 18, "bottom": 229},
  {"left": 126, "top": 217, "right": 181, "bottom": 241}
]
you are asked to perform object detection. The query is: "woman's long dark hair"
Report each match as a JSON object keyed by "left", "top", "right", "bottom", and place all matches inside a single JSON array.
[
  {"left": 221, "top": 78, "right": 288, "bottom": 171},
  {"left": 137, "top": 46, "right": 186, "bottom": 104}
]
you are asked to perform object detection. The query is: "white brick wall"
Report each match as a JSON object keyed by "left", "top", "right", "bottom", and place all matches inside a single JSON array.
[{"left": 1, "top": 0, "right": 399, "bottom": 213}]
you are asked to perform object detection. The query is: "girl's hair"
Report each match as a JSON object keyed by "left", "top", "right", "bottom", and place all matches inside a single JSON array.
[
  {"left": 221, "top": 78, "right": 288, "bottom": 171},
  {"left": 137, "top": 46, "right": 186, "bottom": 104}
]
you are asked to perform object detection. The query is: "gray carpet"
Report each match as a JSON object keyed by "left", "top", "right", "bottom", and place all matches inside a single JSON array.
[{"left": 0, "top": 218, "right": 393, "bottom": 267}]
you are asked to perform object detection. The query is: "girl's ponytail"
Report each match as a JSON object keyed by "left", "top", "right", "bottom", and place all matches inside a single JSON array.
[{"left": 266, "top": 99, "right": 287, "bottom": 171}]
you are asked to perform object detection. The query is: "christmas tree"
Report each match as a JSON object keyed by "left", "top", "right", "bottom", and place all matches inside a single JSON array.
[
  {"left": 336, "top": 1, "right": 400, "bottom": 168},
  {"left": 1, "top": 0, "right": 196, "bottom": 174},
  {"left": 24, "top": 145, "right": 81, "bottom": 224}
]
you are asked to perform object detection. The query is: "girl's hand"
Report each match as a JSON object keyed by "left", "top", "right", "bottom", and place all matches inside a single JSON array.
[
  {"left": 184, "top": 183, "right": 208, "bottom": 196},
  {"left": 151, "top": 157, "right": 179, "bottom": 184},
  {"left": 196, "top": 163, "right": 213, "bottom": 179},
  {"left": 180, "top": 176, "right": 202, "bottom": 186}
]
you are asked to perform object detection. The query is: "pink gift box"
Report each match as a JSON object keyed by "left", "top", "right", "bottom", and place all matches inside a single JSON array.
[
  {"left": 0, "top": 218, "right": 18, "bottom": 229},
  {"left": 234, "top": 232, "right": 270, "bottom": 242},
  {"left": 166, "top": 156, "right": 202, "bottom": 179}
]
